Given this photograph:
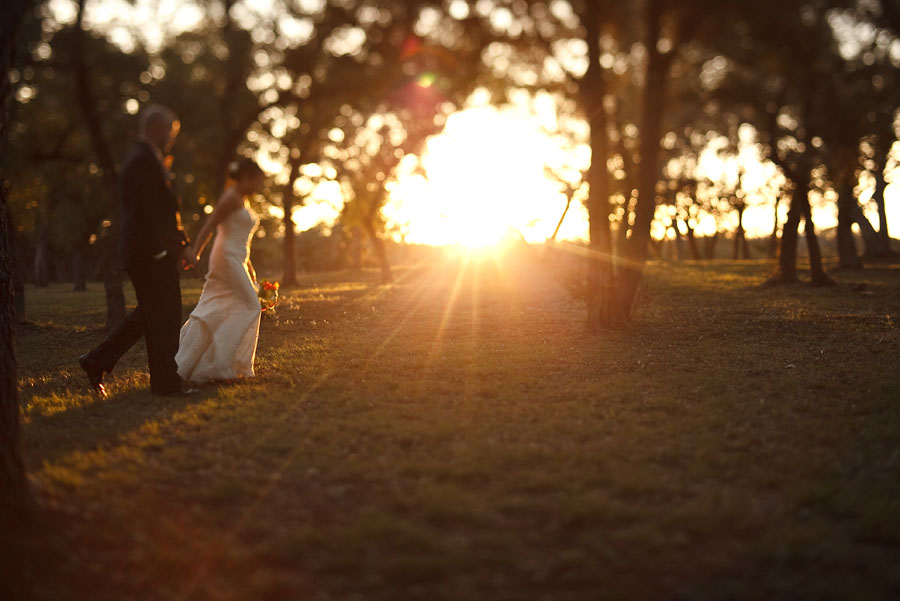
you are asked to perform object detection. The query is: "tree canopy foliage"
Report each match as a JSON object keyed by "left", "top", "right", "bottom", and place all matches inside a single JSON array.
[{"left": 4, "top": 0, "right": 899, "bottom": 327}]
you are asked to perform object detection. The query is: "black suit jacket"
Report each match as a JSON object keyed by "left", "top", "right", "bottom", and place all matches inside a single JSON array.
[{"left": 119, "top": 140, "right": 189, "bottom": 268}]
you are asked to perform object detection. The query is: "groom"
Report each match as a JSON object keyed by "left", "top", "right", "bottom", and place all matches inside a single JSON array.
[{"left": 79, "top": 104, "right": 197, "bottom": 397}]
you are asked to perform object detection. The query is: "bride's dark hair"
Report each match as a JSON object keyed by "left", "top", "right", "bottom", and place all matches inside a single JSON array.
[{"left": 226, "top": 157, "right": 263, "bottom": 181}]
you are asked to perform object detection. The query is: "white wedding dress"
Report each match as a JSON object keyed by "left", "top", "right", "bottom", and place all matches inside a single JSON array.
[{"left": 176, "top": 203, "right": 261, "bottom": 383}]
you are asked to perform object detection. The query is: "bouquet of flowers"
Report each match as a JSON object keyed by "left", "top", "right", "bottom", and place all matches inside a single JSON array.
[{"left": 258, "top": 279, "right": 280, "bottom": 313}]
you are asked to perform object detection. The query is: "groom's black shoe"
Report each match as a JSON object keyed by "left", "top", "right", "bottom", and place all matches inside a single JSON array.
[{"left": 78, "top": 354, "right": 108, "bottom": 398}]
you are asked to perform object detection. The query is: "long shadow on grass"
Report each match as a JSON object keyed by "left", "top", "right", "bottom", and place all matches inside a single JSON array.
[
  {"left": 22, "top": 386, "right": 215, "bottom": 470},
  {"left": 21, "top": 266, "right": 432, "bottom": 470}
]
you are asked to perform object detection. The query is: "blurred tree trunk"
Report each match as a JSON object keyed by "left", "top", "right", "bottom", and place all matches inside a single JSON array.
[
  {"left": 680, "top": 219, "right": 701, "bottom": 260},
  {"left": 800, "top": 195, "right": 833, "bottom": 286},
  {"left": 581, "top": 2, "right": 616, "bottom": 332},
  {"left": 856, "top": 147, "right": 894, "bottom": 259},
  {"left": 34, "top": 224, "right": 49, "bottom": 287},
  {"left": 611, "top": 0, "right": 670, "bottom": 325},
  {"left": 871, "top": 141, "right": 892, "bottom": 253},
  {"left": 281, "top": 159, "right": 300, "bottom": 287},
  {"left": 852, "top": 204, "right": 886, "bottom": 258},
  {"left": 768, "top": 196, "right": 780, "bottom": 259},
  {"left": 1, "top": 0, "right": 34, "bottom": 519},
  {"left": 671, "top": 223, "right": 683, "bottom": 261},
  {"left": 72, "top": 246, "right": 87, "bottom": 291},
  {"left": 836, "top": 173, "right": 862, "bottom": 268},
  {"left": 5, "top": 205, "right": 25, "bottom": 322},
  {"left": 703, "top": 233, "right": 718, "bottom": 260},
  {"left": 616, "top": 213, "right": 630, "bottom": 258},
  {"left": 733, "top": 203, "right": 750, "bottom": 260},
  {"left": 363, "top": 219, "right": 393, "bottom": 284},
  {"left": 773, "top": 171, "right": 808, "bottom": 284},
  {"left": 350, "top": 226, "right": 363, "bottom": 272},
  {"left": 74, "top": 0, "right": 125, "bottom": 329}
]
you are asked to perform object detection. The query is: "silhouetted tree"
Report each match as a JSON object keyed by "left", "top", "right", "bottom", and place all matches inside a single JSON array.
[{"left": 1, "top": 0, "right": 34, "bottom": 518}]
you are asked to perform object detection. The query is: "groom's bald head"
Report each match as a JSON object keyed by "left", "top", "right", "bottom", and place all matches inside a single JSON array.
[{"left": 139, "top": 104, "right": 180, "bottom": 152}]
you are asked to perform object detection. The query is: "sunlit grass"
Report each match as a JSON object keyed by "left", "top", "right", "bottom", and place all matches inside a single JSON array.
[{"left": 9, "top": 254, "right": 900, "bottom": 601}]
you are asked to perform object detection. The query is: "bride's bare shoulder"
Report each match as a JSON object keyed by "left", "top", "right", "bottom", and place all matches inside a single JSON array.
[{"left": 216, "top": 187, "right": 243, "bottom": 210}]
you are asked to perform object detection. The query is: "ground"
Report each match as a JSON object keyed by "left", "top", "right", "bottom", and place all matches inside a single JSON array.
[{"left": 7, "top": 249, "right": 900, "bottom": 601}]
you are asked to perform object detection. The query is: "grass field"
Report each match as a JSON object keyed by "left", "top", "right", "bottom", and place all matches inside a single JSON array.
[{"left": 7, "top": 250, "right": 900, "bottom": 600}]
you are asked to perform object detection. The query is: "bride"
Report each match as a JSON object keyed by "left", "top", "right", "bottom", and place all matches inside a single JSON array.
[{"left": 176, "top": 158, "right": 264, "bottom": 383}]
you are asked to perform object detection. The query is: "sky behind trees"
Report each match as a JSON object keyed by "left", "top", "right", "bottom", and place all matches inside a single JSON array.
[{"left": 38, "top": 0, "right": 900, "bottom": 245}]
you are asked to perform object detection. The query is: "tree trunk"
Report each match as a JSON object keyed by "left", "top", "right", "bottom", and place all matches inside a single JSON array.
[
  {"left": 281, "top": 160, "right": 300, "bottom": 286},
  {"left": 615, "top": 0, "right": 669, "bottom": 321},
  {"left": 852, "top": 203, "right": 889, "bottom": 259},
  {"left": 733, "top": 204, "right": 750, "bottom": 260},
  {"left": 5, "top": 205, "right": 25, "bottom": 322},
  {"left": 72, "top": 246, "right": 87, "bottom": 291},
  {"left": 703, "top": 232, "right": 719, "bottom": 260},
  {"left": 871, "top": 142, "right": 892, "bottom": 252},
  {"left": 34, "top": 225, "right": 49, "bottom": 287},
  {"left": 800, "top": 195, "right": 833, "bottom": 286},
  {"left": 0, "top": 0, "right": 34, "bottom": 518},
  {"left": 74, "top": 0, "right": 125, "bottom": 328},
  {"left": 363, "top": 221, "right": 393, "bottom": 284},
  {"left": 282, "top": 204, "right": 297, "bottom": 286},
  {"left": 772, "top": 174, "right": 807, "bottom": 284},
  {"left": 616, "top": 209, "right": 630, "bottom": 257},
  {"left": 673, "top": 226, "right": 683, "bottom": 261},
  {"left": 768, "top": 195, "right": 780, "bottom": 259},
  {"left": 350, "top": 226, "right": 363, "bottom": 272},
  {"left": 680, "top": 219, "right": 701, "bottom": 260},
  {"left": 0, "top": 189, "right": 29, "bottom": 518},
  {"left": 580, "top": 2, "right": 618, "bottom": 332},
  {"left": 836, "top": 175, "right": 862, "bottom": 269}
]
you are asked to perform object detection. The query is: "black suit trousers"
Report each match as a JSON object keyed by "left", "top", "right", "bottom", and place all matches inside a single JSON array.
[{"left": 88, "top": 256, "right": 183, "bottom": 394}]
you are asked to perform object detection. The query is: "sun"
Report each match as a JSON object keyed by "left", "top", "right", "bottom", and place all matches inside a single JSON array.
[{"left": 382, "top": 104, "right": 590, "bottom": 248}]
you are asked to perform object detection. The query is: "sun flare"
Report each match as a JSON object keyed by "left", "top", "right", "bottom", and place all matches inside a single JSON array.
[{"left": 383, "top": 105, "right": 590, "bottom": 248}]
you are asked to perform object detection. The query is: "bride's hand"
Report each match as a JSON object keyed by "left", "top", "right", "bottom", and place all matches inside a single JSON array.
[{"left": 181, "top": 247, "right": 197, "bottom": 270}]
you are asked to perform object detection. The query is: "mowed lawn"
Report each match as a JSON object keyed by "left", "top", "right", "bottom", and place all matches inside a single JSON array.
[{"left": 8, "top": 250, "right": 900, "bottom": 601}]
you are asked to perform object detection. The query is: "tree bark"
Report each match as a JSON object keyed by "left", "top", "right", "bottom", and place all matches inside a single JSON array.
[
  {"left": 768, "top": 195, "right": 780, "bottom": 259},
  {"left": 870, "top": 141, "right": 892, "bottom": 252},
  {"left": 852, "top": 203, "right": 889, "bottom": 259},
  {"left": 581, "top": 2, "right": 618, "bottom": 332},
  {"left": 772, "top": 172, "right": 807, "bottom": 284},
  {"left": 72, "top": 246, "right": 87, "bottom": 291},
  {"left": 836, "top": 175, "right": 862, "bottom": 269},
  {"left": 733, "top": 203, "right": 750, "bottom": 260},
  {"left": 1, "top": 0, "right": 34, "bottom": 518},
  {"left": 33, "top": 225, "right": 49, "bottom": 287},
  {"left": 5, "top": 205, "right": 25, "bottom": 322},
  {"left": 616, "top": 0, "right": 669, "bottom": 321},
  {"left": 281, "top": 159, "right": 301, "bottom": 287},
  {"left": 363, "top": 220, "right": 393, "bottom": 284},
  {"left": 680, "top": 218, "right": 702, "bottom": 260},
  {"left": 671, "top": 224, "right": 683, "bottom": 262},
  {"left": 799, "top": 195, "right": 833, "bottom": 286},
  {"left": 703, "top": 232, "right": 719, "bottom": 260}
]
